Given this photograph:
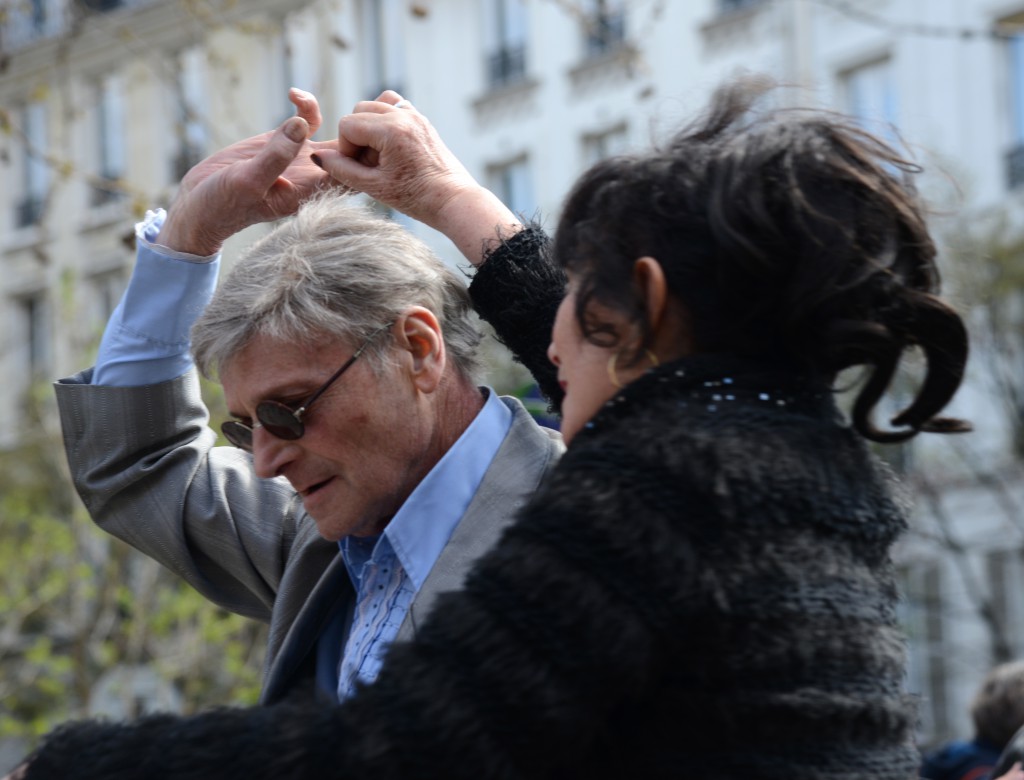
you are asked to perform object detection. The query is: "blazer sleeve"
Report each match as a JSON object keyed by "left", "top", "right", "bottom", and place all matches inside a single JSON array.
[{"left": 54, "top": 367, "right": 304, "bottom": 622}]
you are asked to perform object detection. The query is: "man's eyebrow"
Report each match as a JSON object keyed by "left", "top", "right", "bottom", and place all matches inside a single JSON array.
[{"left": 224, "top": 380, "right": 316, "bottom": 420}]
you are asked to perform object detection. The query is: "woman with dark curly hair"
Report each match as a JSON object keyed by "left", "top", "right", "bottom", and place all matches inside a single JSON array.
[{"left": 15, "top": 79, "right": 970, "bottom": 780}]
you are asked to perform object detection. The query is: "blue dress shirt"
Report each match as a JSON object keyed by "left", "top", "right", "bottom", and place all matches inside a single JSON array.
[
  {"left": 94, "top": 209, "right": 219, "bottom": 386},
  {"left": 334, "top": 387, "right": 510, "bottom": 699}
]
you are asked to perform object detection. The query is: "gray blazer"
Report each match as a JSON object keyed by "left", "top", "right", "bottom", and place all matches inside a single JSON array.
[{"left": 55, "top": 369, "right": 563, "bottom": 704}]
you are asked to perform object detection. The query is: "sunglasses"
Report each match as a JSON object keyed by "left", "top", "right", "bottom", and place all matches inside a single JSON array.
[{"left": 221, "top": 322, "right": 393, "bottom": 452}]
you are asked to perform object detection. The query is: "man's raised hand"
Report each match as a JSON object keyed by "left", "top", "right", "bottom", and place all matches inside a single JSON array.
[{"left": 157, "top": 88, "right": 338, "bottom": 256}]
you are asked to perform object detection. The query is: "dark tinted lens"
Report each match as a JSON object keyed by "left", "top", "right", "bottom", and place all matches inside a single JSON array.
[
  {"left": 256, "top": 401, "right": 305, "bottom": 440},
  {"left": 221, "top": 420, "right": 254, "bottom": 451}
]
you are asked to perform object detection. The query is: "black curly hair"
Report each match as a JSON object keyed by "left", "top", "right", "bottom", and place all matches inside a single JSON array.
[{"left": 552, "top": 77, "right": 970, "bottom": 443}]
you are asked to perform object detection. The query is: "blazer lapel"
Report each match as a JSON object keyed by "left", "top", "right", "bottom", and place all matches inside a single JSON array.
[
  {"left": 260, "top": 544, "right": 353, "bottom": 704},
  {"left": 396, "top": 396, "right": 563, "bottom": 642}
]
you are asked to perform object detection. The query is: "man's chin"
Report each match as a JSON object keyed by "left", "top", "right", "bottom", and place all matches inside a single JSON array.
[
  {"left": 306, "top": 508, "right": 389, "bottom": 543},
  {"left": 305, "top": 505, "right": 353, "bottom": 543},
  {"left": 312, "top": 519, "right": 347, "bottom": 543}
]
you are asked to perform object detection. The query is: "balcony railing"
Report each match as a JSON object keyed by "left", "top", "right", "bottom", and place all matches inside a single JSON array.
[
  {"left": 1, "top": 3, "right": 62, "bottom": 50},
  {"left": 487, "top": 45, "right": 527, "bottom": 88},
  {"left": 1007, "top": 142, "right": 1024, "bottom": 189},
  {"left": 584, "top": 11, "right": 626, "bottom": 58},
  {"left": 172, "top": 145, "right": 205, "bottom": 182},
  {"left": 80, "top": 0, "right": 127, "bottom": 10},
  {"left": 718, "top": 0, "right": 766, "bottom": 13},
  {"left": 15, "top": 196, "right": 45, "bottom": 228},
  {"left": 2, "top": 0, "right": 136, "bottom": 51},
  {"left": 90, "top": 176, "right": 125, "bottom": 208}
]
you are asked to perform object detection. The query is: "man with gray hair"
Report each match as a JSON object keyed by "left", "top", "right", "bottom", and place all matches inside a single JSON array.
[{"left": 54, "top": 90, "right": 562, "bottom": 705}]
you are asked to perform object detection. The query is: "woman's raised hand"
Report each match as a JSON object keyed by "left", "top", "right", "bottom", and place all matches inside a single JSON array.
[{"left": 316, "top": 91, "right": 523, "bottom": 266}]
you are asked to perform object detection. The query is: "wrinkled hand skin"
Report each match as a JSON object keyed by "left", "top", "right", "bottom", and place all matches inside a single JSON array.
[
  {"left": 157, "top": 87, "right": 340, "bottom": 256},
  {"left": 330, "top": 90, "right": 480, "bottom": 227},
  {"left": 319, "top": 90, "right": 522, "bottom": 265}
]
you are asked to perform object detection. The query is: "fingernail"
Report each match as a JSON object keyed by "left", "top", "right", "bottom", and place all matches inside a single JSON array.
[
  {"left": 284, "top": 117, "right": 307, "bottom": 143},
  {"left": 310, "top": 154, "right": 324, "bottom": 169}
]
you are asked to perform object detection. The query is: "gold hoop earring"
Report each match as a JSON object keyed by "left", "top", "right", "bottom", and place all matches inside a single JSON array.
[
  {"left": 607, "top": 349, "right": 660, "bottom": 389},
  {"left": 607, "top": 353, "right": 623, "bottom": 389}
]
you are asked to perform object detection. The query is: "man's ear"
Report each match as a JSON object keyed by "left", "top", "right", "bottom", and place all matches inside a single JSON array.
[{"left": 394, "top": 306, "right": 445, "bottom": 393}]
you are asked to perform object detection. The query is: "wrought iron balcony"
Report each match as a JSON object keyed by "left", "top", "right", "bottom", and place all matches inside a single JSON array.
[
  {"left": 172, "top": 145, "right": 205, "bottom": 182},
  {"left": 15, "top": 196, "right": 44, "bottom": 228},
  {"left": 1007, "top": 142, "right": 1024, "bottom": 189},
  {"left": 80, "top": 0, "right": 127, "bottom": 11},
  {"left": 90, "top": 177, "right": 125, "bottom": 208},
  {"left": 487, "top": 45, "right": 527, "bottom": 88},
  {"left": 718, "top": 0, "right": 766, "bottom": 13},
  {"left": 584, "top": 11, "right": 626, "bottom": 59}
]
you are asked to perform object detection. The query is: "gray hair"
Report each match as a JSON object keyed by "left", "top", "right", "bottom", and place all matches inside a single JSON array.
[{"left": 191, "top": 192, "right": 482, "bottom": 382}]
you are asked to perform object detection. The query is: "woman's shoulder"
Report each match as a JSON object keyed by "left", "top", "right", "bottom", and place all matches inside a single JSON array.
[
  {"left": 571, "top": 354, "right": 854, "bottom": 464},
  {"left": 554, "top": 359, "right": 908, "bottom": 544}
]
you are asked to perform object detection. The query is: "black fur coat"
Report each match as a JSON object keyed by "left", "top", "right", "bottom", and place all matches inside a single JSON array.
[{"left": 22, "top": 229, "right": 919, "bottom": 779}]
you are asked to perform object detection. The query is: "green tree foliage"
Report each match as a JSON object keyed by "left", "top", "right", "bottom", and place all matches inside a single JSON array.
[{"left": 0, "top": 380, "right": 266, "bottom": 744}]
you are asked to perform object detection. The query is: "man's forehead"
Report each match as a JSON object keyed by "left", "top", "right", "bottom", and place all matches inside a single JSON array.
[{"left": 220, "top": 333, "right": 356, "bottom": 406}]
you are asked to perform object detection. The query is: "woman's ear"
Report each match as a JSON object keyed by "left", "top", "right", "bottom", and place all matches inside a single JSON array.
[
  {"left": 633, "top": 256, "right": 668, "bottom": 332},
  {"left": 394, "top": 306, "right": 445, "bottom": 393},
  {"left": 633, "top": 256, "right": 693, "bottom": 358}
]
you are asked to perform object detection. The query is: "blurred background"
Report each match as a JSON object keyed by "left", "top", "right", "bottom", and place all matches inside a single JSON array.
[{"left": 1, "top": 0, "right": 1023, "bottom": 768}]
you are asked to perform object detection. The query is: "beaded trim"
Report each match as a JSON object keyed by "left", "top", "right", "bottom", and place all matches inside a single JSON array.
[{"left": 583, "top": 359, "right": 834, "bottom": 434}]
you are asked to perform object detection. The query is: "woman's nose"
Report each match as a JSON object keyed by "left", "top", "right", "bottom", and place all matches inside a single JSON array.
[{"left": 547, "top": 341, "right": 560, "bottom": 367}]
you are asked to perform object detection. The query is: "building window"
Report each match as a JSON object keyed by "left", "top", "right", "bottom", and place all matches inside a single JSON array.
[
  {"left": 361, "top": 0, "right": 406, "bottom": 99},
  {"left": 986, "top": 548, "right": 1024, "bottom": 661},
  {"left": 488, "top": 156, "right": 534, "bottom": 217},
  {"left": 91, "top": 74, "right": 126, "bottom": 208},
  {"left": 16, "top": 293, "right": 51, "bottom": 380},
  {"left": 717, "top": 0, "right": 766, "bottom": 13},
  {"left": 29, "top": 0, "right": 48, "bottom": 33},
  {"left": 278, "top": 10, "right": 320, "bottom": 119},
  {"left": 2, "top": 0, "right": 60, "bottom": 49},
  {"left": 484, "top": 0, "right": 528, "bottom": 88},
  {"left": 80, "top": 0, "right": 126, "bottom": 11},
  {"left": 170, "top": 47, "right": 208, "bottom": 182},
  {"left": 581, "top": 0, "right": 625, "bottom": 59},
  {"left": 900, "top": 563, "right": 948, "bottom": 744},
  {"left": 14, "top": 101, "right": 49, "bottom": 229},
  {"left": 89, "top": 270, "right": 128, "bottom": 334},
  {"left": 1007, "top": 33, "right": 1024, "bottom": 188},
  {"left": 842, "top": 58, "right": 898, "bottom": 135},
  {"left": 582, "top": 124, "right": 629, "bottom": 169}
]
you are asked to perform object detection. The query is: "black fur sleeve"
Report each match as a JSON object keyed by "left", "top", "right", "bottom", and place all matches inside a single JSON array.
[
  {"left": 20, "top": 700, "right": 343, "bottom": 780},
  {"left": 468, "top": 225, "right": 566, "bottom": 409},
  {"left": 20, "top": 440, "right": 685, "bottom": 780}
]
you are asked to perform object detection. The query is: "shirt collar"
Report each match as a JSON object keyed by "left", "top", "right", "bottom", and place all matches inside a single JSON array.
[{"left": 339, "top": 388, "right": 513, "bottom": 591}]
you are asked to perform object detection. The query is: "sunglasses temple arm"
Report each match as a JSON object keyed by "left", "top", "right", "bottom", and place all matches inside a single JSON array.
[
  {"left": 295, "top": 322, "right": 393, "bottom": 420},
  {"left": 294, "top": 354, "right": 359, "bottom": 420}
]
